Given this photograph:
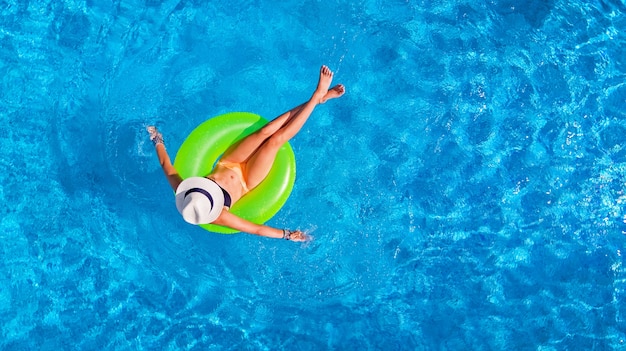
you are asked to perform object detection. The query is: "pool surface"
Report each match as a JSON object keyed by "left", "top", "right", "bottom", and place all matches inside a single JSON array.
[{"left": 1, "top": 0, "right": 625, "bottom": 349}]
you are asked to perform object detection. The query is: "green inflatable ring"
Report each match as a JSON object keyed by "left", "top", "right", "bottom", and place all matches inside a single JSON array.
[{"left": 173, "top": 112, "right": 296, "bottom": 234}]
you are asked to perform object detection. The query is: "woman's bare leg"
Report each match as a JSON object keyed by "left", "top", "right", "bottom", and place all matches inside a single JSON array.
[
  {"left": 244, "top": 66, "right": 345, "bottom": 189},
  {"left": 219, "top": 103, "right": 308, "bottom": 163},
  {"left": 220, "top": 66, "right": 344, "bottom": 164}
]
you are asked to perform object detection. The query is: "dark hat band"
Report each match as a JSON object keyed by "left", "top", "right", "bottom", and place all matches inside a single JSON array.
[{"left": 184, "top": 187, "right": 214, "bottom": 209}]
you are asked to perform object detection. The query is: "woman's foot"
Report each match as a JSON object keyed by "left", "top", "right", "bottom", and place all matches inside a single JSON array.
[
  {"left": 313, "top": 65, "right": 334, "bottom": 102},
  {"left": 320, "top": 84, "right": 345, "bottom": 103}
]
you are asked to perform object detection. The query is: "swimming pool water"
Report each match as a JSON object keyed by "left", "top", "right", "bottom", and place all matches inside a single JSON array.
[{"left": 1, "top": 0, "right": 625, "bottom": 349}]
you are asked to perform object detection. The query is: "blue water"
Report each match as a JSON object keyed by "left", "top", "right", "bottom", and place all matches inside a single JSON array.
[{"left": 2, "top": 0, "right": 626, "bottom": 349}]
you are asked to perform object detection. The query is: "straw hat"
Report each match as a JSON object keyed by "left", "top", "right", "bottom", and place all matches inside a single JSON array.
[{"left": 175, "top": 177, "right": 225, "bottom": 224}]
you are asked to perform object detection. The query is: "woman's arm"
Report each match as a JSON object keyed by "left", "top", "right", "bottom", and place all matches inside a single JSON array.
[
  {"left": 213, "top": 210, "right": 308, "bottom": 242},
  {"left": 148, "top": 126, "right": 182, "bottom": 191}
]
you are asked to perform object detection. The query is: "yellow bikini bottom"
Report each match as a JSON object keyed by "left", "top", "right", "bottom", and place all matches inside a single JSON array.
[{"left": 217, "top": 161, "right": 250, "bottom": 194}]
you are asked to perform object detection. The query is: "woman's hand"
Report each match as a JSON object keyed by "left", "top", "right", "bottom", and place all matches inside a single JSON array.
[
  {"left": 285, "top": 230, "right": 310, "bottom": 242},
  {"left": 215, "top": 212, "right": 310, "bottom": 242},
  {"left": 148, "top": 126, "right": 182, "bottom": 191}
]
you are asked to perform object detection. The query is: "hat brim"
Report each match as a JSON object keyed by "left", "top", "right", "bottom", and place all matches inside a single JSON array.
[{"left": 175, "top": 177, "right": 225, "bottom": 224}]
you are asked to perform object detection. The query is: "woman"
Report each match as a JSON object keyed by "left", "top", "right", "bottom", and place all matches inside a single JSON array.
[{"left": 148, "top": 65, "right": 345, "bottom": 242}]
